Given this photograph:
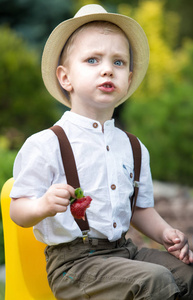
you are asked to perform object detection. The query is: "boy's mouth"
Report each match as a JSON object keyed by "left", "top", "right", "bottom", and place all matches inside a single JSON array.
[{"left": 98, "top": 81, "right": 115, "bottom": 92}]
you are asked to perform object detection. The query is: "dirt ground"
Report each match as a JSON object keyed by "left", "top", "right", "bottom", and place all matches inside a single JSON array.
[{"left": 126, "top": 181, "right": 193, "bottom": 251}]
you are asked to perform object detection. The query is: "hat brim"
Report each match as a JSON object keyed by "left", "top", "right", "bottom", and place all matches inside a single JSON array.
[{"left": 41, "top": 12, "right": 149, "bottom": 108}]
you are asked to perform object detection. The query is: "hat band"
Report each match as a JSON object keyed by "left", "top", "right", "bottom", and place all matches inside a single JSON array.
[{"left": 129, "top": 46, "right": 133, "bottom": 72}]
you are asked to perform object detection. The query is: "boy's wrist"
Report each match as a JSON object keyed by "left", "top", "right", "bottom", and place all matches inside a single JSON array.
[{"left": 35, "top": 196, "right": 52, "bottom": 221}]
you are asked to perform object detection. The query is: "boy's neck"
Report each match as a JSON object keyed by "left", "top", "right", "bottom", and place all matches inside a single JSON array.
[{"left": 70, "top": 106, "right": 114, "bottom": 127}]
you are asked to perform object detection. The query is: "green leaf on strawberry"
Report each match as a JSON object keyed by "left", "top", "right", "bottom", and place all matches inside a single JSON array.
[
  {"left": 75, "top": 187, "right": 84, "bottom": 199},
  {"left": 70, "top": 187, "right": 84, "bottom": 204}
]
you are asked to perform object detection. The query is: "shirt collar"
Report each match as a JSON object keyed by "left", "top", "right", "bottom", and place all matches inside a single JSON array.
[{"left": 61, "top": 111, "right": 115, "bottom": 132}]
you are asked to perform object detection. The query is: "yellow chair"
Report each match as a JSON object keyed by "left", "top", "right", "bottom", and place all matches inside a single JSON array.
[{"left": 1, "top": 178, "right": 56, "bottom": 300}]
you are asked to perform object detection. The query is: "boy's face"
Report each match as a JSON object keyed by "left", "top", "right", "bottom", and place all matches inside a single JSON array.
[{"left": 57, "top": 26, "right": 132, "bottom": 117}]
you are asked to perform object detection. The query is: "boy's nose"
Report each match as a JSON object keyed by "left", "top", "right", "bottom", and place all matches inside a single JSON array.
[
  {"left": 101, "top": 65, "right": 113, "bottom": 77},
  {"left": 101, "top": 71, "right": 113, "bottom": 77}
]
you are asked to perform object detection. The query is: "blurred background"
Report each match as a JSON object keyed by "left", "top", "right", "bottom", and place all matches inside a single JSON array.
[{"left": 0, "top": 0, "right": 193, "bottom": 297}]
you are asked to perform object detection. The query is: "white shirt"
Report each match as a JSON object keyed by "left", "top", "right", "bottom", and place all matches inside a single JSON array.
[{"left": 10, "top": 111, "right": 154, "bottom": 245}]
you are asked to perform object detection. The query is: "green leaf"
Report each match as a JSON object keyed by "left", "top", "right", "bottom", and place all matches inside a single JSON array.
[
  {"left": 75, "top": 188, "right": 84, "bottom": 199},
  {"left": 70, "top": 187, "right": 84, "bottom": 204}
]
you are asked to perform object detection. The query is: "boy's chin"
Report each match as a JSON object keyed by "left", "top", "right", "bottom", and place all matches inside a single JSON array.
[{"left": 94, "top": 96, "right": 121, "bottom": 107}]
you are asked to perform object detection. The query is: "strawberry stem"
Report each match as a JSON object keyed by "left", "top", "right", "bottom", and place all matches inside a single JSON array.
[{"left": 70, "top": 198, "right": 75, "bottom": 204}]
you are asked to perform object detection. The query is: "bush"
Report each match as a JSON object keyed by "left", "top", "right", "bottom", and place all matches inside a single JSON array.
[
  {"left": 121, "top": 80, "right": 193, "bottom": 185},
  {"left": 0, "top": 26, "right": 63, "bottom": 150},
  {"left": 0, "top": 147, "right": 17, "bottom": 265},
  {"left": 119, "top": 2, "right": 193, "bottom": 185},
  {"left": 0, "top": 24, "right": 64, "bottom": 266}
]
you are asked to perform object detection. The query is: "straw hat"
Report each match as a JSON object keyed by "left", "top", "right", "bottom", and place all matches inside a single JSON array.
[{"left": 41, "top": 4, "right": 149, "bottom": 108}]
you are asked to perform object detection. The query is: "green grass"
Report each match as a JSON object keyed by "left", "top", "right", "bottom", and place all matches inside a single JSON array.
[{"left": 0, "top": 281, "right": 5, "bottom": 300}]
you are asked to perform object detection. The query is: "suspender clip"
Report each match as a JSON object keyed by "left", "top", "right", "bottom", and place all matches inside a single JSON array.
[
  {"left": 82, "top": 231, "right": 89, "bottom": 244},
  {"left": 134, "top": 181, "right": 140, "bottom": 188}
]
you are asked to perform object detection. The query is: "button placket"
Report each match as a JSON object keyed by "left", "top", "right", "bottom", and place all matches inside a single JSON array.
[{"left": 103, "top": 126, "right": 119, "bottom": 234}]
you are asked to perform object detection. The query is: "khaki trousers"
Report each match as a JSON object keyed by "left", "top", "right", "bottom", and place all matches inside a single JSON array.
[{"left": 45, "top": 236, "right": 193, "bottom": 300}]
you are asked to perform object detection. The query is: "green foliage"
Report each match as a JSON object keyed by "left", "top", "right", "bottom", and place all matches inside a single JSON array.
[
  {"left": 0, "top": 148, "right": 17, "bottom": 190},
  {"left": 121, "top": 79, "right": 193, "bottom": 185},
  {"left": 165, "top": 0, "right": 193, "bottom": 46},
  {"left": 120, "top": 1, "right": 193, "bottom": 185},
  {"left": 0, "top": 26, "right": 63, "bottom": 149},
  {"left": 1, "top": 0, "right": 193, "bottom": 51},
  {"left": 0, "top": 282, "right": 5, "bottom": 299},
  {"left": 0, "top": 220, "right": 5, "bottom": 266},
  {"left": 0, "top": 147, "right": 17, "bottom": 265},
  {"left": 0, "top": 0, "right": 75, "bottom": 50}
]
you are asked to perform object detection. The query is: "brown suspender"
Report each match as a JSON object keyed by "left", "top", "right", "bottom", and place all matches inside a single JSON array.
[
  {"left": 50, "top": 125, "right": 89, "bottom": 232},
  {"left": 124, "top": 132, "right": 141, "bottom": 220},
  {"left": 50, "top": 125, "right": 141, "bottom": 231}
]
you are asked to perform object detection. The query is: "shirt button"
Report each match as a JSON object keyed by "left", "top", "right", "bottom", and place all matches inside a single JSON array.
[
  {"left": 130, "top": 173, "right": 133, "bottom": 179},
  {"left": 93, "top": 122, "right": 98, "bottom": 128},
  {"left": 111, "top": 184, "right": 116, "bottom": 190},
  {"left": 106, "top": 145, "right": 110, "bottom": 151},
  {"left": 113, "top": 222, "right": 117, "bottom": 228}
]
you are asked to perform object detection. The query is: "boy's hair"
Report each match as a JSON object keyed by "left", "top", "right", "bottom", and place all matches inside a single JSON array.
[{"left": 59, "top": 21, "right": 130, "bottom": 67}]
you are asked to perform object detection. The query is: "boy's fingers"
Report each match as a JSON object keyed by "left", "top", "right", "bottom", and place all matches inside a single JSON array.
[
  {"left": 181, "top": 250, "right": 193, "bottom": 265},
  {"left": 168, "top": 240, "right": 188, "bottom": 252},
  {"left": 189, "top": 250, "right": 193, "bottom": 263},
  {"left": 179, "top": 244, "right": 189, "bottom": 259},
  {"left": 168, "top": 244, "right": 193, "bottom": 265},
  {"left": 56, "top": 189, "right": 72, "bottom": 200},
  {"left": 52, "top": 183, "right": 75, "bottom": 198},
  {"left": 168, "top": 230, "right": 188, "bottom": 248}
]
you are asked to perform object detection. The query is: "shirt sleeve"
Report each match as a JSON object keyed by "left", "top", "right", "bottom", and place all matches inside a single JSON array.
[
  {"left": 136, "top": 141, "right": 154, "bottom": 208},
  {"left": 10, "top": 130, "right": 64, "bottom": 199}
]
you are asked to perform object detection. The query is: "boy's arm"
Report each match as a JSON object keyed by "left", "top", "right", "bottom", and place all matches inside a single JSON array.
[
  {"left": 10, "top": 183, "right": 75, "bottom": 228},
  {"left": 131, "top": 207, "right": 193, "bottom": 264},
  {"left": 131, "top": 207, "right": 171, "bottom": 244}
]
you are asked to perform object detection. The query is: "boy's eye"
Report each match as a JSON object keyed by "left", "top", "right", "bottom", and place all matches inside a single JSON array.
[
  {"left": 87, "top": 58, "right": 97, "bottom": 64},
  {"left": 114, "top": 60, "right": 124, "bottom": 66}
]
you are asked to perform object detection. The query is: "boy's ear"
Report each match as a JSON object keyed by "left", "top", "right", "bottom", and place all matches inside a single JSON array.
[
  {"left": 56, "top": 66, "right": 72, "bottom": 92},
  {"left": 128, "top": 71, "right": 133, "bottom": 87}
]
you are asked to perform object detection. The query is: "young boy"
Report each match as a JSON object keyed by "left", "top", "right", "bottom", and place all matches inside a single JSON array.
[{"left": 10, "top": 4, "right": 193, "bottom": 300}]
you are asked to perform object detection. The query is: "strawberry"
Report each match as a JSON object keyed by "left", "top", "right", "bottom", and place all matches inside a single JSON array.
[{"left": 70, "top": 188, "right": 92, "bottom": 220}]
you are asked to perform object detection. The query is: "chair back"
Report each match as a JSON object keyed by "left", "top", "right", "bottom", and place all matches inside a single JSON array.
[{"left": 1, "top": 178, "right": 56, "bottom": 300}]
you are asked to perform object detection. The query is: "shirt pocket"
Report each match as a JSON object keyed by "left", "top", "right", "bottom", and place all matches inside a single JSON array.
[
  {"left": 122, "top": 164, "right": 134, "bottom": 182},
  {"left": 118, "top": 163, "right": 134, "bottom": 198}
]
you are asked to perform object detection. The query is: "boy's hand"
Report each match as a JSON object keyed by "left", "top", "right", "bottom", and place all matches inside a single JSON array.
[
  {"left": 162, "top": 228, "right": 193, "bottom": 264},
  {"left": 38, "top": 183, "right": 75, "bottom": 218}
]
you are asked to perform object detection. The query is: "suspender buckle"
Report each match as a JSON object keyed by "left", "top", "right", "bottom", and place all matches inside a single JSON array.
[
  {"left": 134, "top": 181, "right": 140, "bottom": 188},
  {"left": 82, "top": 231, "right": 89, "bottom": 244}
]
